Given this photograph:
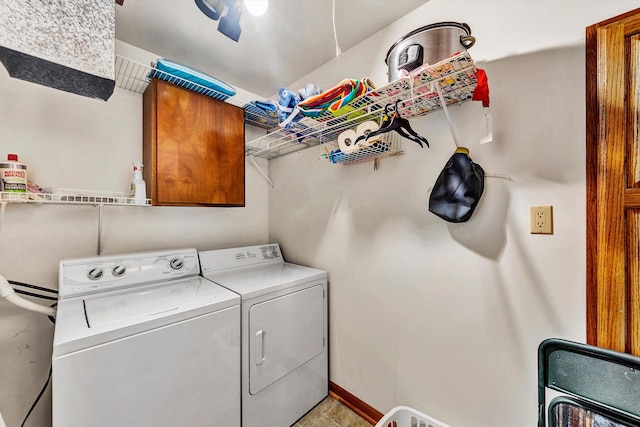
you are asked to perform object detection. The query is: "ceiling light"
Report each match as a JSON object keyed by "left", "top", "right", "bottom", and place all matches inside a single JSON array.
[{"left": 243, "top": 0, "right": 268, "bottom": 17}]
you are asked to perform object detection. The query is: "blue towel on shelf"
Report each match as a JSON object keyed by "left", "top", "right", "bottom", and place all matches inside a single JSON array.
[
  {"left": 253, "top": 100, "right": 277, "bottom": 113},
  {"left": 244, "top": 100, "right": 279, "bottom": 128},
  {"left": 277, "top": 88, "right": 302, "bottom": 128}
]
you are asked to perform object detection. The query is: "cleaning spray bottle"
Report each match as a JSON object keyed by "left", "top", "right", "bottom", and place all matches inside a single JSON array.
[{"left": 130, "top": 161, "right": 146, "bottom": 205}]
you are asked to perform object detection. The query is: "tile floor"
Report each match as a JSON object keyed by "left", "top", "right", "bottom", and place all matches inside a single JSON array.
[{"left": 292, "top": 396, "right": 373, "bottom": 427}]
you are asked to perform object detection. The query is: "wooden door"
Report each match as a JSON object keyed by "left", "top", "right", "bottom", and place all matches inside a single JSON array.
[
  {"left": 586, "top": 8, "right": 640, "bottom": 355},
  {"left": 143, "top": 78, "right": 245, "bottom": 206}
]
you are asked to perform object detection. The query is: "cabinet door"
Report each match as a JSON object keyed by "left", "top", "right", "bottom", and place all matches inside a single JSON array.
[{"left": 144, "top": 79, "right": 245, "bottom": 206}]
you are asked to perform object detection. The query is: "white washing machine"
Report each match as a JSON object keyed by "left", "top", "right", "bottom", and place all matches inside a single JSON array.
[
  {"left": 199, "top": 244, "right": 328, "bottom": 427},
  {"left": 52, "top": 248, "right": 241, "bottom": 427}
]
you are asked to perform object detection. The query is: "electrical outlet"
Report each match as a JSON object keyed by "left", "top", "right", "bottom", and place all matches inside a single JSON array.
[{"left": 530, "top": 206, "right": 553, "bottom": 234}]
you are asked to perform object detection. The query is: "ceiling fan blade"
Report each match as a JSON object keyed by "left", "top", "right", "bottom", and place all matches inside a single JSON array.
[
  {"left": 217, "top": 0, "right": 241, "bottom": 42},
  {"left": 195, "top": 0, "right": 223, "bottom": 20}
]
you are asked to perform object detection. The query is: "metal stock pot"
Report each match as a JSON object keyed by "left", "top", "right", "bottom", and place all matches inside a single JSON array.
[{"left": 385, "top": 22, "right": 475, "bottom": 82}]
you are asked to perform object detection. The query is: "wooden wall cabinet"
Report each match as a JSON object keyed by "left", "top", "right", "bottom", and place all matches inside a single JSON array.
[{"left": 143, "top": 78, "right": 245, "bottom": 206}]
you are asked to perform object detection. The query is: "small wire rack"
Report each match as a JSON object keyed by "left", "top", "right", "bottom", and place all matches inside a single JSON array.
[
  {"left": 114, "top": 55, "right": 279, "bottom": 130},
  {"left": 318, "top": 132, "right": 402, "bottom": 166},
  {"left": 0, "top": 189, "right": 151, "bottom": 206},
  {"left": 245, "top": 52, "right": 478, "bottom": 161}
]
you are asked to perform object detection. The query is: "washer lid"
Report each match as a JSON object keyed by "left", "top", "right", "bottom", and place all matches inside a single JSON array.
[
  {"left": 85, "top": 278, "right": 220, "bottom": 328},
  {"left": 53, "top": 277, "right": 240, "bottom": 357},
  {"left": 202, "top": 262, "right": 326, "bottom": 300}
]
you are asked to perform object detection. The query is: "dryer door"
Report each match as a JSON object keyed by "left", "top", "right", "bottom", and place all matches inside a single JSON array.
[{"left": 248, "top": 284, "right": 325, "bottom": 395}]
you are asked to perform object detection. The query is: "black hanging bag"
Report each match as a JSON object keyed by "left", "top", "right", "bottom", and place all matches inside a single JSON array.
[{"left": 429, "top": 147, "right": 485, "bottom": 223}]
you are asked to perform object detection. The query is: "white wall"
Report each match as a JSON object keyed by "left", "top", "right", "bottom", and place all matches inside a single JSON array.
[
  {"left": 0, "top": 45, "right": 269, "bottom": 426},
  {"left": 1, "top": 1, "right": 636, "bottom": 426},
  {"left": 268, "top": 1, "right": 637, "bottom": 425}
]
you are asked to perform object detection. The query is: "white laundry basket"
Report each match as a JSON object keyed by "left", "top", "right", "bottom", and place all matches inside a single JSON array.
[{"left": 375, "top": 406, "right": 451, "bottom": 427}]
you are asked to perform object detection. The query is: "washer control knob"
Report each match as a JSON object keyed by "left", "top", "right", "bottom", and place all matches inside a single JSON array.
[
  {"left": 87, "top": 268, "right": 104, "bottom": 281},
  {"left": 112, "top": 265, "right": 126, "bottom": 277},
  {"left": 169, "top": 258, "right": 184, "bottom": 270},
  {"left": 265, "top": 246, "right": 277, "bottom": 258}
]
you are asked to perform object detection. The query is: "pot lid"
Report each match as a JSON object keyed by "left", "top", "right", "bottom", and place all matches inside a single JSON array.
[{"left": 385, "top": 21, "right": 472, "bottom": 65}]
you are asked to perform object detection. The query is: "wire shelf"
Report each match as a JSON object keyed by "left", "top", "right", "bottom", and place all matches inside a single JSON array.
[
  {"left": 114, "top": 55, "right": 279, "bottom": 130},
  {"left": 245, "top": 52, "right": 478, "bottom": 160},
  {"left": 0, "top": 189, "right": 151, "bottom": 206}
]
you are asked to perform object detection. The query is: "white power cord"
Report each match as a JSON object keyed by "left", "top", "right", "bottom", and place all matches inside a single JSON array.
[
  {"left": 0, "top": 274, "right": 56, "bottom": 317},
  {"left": 332, "top": 0, "right": 342, "bottom": 58}
]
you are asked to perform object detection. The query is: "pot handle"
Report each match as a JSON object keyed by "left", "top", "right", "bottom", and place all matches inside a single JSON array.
[{"left": 460, "top": 35, "right": 476, "bottom": 49}]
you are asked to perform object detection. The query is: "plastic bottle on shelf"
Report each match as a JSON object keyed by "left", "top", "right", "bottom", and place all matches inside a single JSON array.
[
  {"left": 0, "top": 154, "right": 27, "bottom": 195},
  {"left": 130, "top": 161, "right": 146, "bottom": 205}
]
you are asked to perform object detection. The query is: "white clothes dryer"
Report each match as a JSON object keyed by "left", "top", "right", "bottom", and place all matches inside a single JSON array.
[
  {"left": 199, "top": 244, "right": 328, "bottom": 427},
  {"left": 52, "top": 248, "right": 241, "bottom": 427}
]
